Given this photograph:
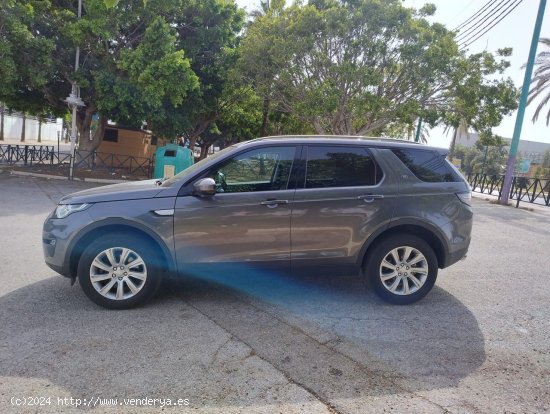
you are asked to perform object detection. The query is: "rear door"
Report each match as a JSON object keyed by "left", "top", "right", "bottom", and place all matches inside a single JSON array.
[{"left": 290, "top": 145, "right": 396, "bottom": 272}]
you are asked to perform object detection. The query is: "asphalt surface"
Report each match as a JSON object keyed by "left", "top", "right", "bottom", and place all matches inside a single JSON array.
[{"left": 0, "top": 172, "right": 549, "bottom": 413}]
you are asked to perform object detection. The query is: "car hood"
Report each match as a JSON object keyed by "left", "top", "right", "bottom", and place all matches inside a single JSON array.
[{"left": 59, "top": 179, "right": 169, "bottom": 204}]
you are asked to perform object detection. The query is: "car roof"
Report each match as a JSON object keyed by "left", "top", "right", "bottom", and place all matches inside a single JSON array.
[{"left": 238, "top": 135, "right": 447, "bottom": 154}]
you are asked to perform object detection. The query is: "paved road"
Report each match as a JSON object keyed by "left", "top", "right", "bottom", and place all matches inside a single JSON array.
[{"left": 0, "top": 172, "right": 548, "bottom": 413}]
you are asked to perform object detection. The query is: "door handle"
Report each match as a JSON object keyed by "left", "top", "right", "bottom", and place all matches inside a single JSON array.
[
  {"left": 260, "top": 199, "right": 289, "bottom": 208},
  {"left": 357, "top": 194, "right": 384, "bottom": 203}
]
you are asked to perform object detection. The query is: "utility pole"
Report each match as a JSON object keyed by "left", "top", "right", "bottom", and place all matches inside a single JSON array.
[{"left": 500, "top": 0, "right": 546, "bottom": 205}]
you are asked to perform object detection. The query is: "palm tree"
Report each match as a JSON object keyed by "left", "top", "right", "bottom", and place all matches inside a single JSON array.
[{"left": 528, "top": 38, "right": 550, "bottom": 125}]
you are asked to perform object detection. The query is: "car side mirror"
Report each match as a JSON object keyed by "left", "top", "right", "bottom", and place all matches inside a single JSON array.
[{"left": 193, "top": 178, "right": 216, "bottom": 196}]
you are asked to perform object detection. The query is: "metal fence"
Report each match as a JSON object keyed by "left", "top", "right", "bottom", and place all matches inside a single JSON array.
[
  {"left": 467, "top": 173, "right": 550, "bottom": 207},
  {"left": 0, "top": 144, "right": 153, "bottom": 178},
  {"left": 0, "top": 144, "right": 58, "bottom": 165}
]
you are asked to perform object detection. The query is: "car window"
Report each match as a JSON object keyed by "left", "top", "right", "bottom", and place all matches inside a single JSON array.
[
  {"left": 206, "top": 146, "right": 296, "bottom": 193},
  {"left": 391, "top": 149, "right": 461, "bottom": 182},
  {"left": 304, "top": 146, "right": 381, "bottom": 188}
]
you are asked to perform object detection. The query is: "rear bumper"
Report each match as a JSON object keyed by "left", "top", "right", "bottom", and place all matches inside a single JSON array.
[{"left": 442, "top": 244, "right": 469, "bottom": 268}]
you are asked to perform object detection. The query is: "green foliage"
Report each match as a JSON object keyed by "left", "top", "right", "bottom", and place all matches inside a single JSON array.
[
  {"left": 533, "top": 150, "right": 550, "bottom": 178},
  {"left": 441, "top": 50, "right": 518, "bottom": 140},
  {"left": 0, "top": 0, "right": 243, "bottom": 150},
  {"left": 0, "top": 0, "right": 58, "bottom": 116},
  {"left": 528, "top": 38, "right": 550, "bottom": 125},
  {"left": 454, "top": 143, "right": 507, "bottom": 176},
  {"left": 239, "top": 0, "right": 518, "bottom": 141}
]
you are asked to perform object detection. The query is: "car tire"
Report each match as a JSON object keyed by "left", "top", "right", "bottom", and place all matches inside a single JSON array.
[
  {"left": 365, "top": 234, "right": 438, "bottom": 305},
  {"left": 77, "top": 233, "right": 163, "bottom": 309}
]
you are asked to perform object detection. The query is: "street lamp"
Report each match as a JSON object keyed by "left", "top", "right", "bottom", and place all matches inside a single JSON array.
[{"left": 64, "top": 0, "right": 84, "bottom": 180}]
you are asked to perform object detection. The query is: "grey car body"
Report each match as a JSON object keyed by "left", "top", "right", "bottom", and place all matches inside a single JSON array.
[{"left": 43, "top": 136, "right": 472, "bottom": 308}]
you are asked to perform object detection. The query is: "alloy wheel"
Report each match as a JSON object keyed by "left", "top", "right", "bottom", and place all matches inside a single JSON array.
[
  {"left": 379, "top": 246, "right": 428, "bottom": 295},
  {"left": 89, "top": 247, "right": 148, "bottom": 300}
]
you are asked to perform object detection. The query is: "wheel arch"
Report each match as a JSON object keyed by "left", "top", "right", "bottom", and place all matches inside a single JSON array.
[
  {"left": 67, "top": 219, "right": 175, "bottom": 279},
  {"left": 359, "top": 219, "right": 449, "bottom": 270}
]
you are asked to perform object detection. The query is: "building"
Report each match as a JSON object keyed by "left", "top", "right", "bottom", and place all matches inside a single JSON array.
[{"left": 96, "top": 125, "right": 168, "bottom": 160}]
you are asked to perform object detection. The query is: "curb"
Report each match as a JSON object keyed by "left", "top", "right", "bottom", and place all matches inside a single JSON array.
[
  {"left": 7, "top": 170, "right": 131, "bottom": 184},
  {"left": 471, "top": 191, "right": 549, "bottom": 214}
]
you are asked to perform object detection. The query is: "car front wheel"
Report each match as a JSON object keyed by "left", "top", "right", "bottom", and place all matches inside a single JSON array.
[
  {"left": 366, "top": 234, "right": 438, "bottom": 305},
  {"left": 77, "top": 234, "right": 162, "bottom": 309}
]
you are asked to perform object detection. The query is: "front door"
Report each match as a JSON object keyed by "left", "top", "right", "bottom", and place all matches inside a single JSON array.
[{"left": 174, "top": 145, "right": 298, "bottom": 272}]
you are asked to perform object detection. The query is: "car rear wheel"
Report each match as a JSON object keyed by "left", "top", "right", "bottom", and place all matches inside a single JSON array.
[
  {"left": 78, "top": 234, "right": 162, "bottom": 309},
  {"left": 365, "top": 234, "right": 438, "bottom": 305}
]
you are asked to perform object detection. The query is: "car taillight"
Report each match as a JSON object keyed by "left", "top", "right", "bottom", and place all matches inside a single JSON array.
[{"left": 456, "top": 191, "right": 471, "bottom": 206}]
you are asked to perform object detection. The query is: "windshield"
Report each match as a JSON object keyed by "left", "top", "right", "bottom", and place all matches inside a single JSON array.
[{"left": 160, "top": 145, "right": 236, "bottom": 187}]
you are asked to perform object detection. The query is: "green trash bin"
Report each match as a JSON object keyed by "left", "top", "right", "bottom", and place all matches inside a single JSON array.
[{"left": 153, "top": 144, "right": 194, "bottom": 179}]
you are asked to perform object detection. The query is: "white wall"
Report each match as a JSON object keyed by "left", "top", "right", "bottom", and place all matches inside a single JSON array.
[{"left": 1, "top": 113, "right": 63, "bottom": 144}]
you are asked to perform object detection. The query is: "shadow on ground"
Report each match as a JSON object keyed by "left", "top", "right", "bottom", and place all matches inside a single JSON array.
[{"left": 0, "top": 267, "right": 485, "bottom": 408}]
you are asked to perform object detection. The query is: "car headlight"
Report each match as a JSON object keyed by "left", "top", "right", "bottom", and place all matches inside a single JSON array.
[{"left": 54, "top": 203, "right": 91, "bottom": 219}]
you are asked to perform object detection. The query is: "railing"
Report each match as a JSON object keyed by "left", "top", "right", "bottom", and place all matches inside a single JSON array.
[
  {"left": 73, "top": 150, "right": 153, "bottom": 177},
  {"left": 0, "top": 144, "right": 57, "bottom": 166},
  {"left": 0, "top": 144, "right": 153, "bottom": 178},
  {"left": 467, "top": 173, "right": 550, "bottom": 207}
]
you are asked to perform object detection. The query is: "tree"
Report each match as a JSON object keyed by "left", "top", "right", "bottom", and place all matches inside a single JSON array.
[
  {"left": 148, "top": 0, "right": 245, "bottom": 151},
  {"left": 239, "top": 1, "right": 449, "bottom": 135},
  {"left": 248, "top": 0, "right": 286, "bottom": 136},
  {"left": 453, "top": 144, "right": 478, "bottom": 175},
  {"left": 441, "top": 50, "right": 518, "bottom": 161},
  {"left": 528, "top": 38, "right": 550, "bottom": 125},
  {"left": 533, "top": 150, "right": 550, "bottom": 178},
  {"left": 20, "top": 112, "right": 25, "bottom": 142},
  {"left": 0, "top": 0, "right": 242, "bottom": 151},
  {"left": 240, "top": 0, "right": 517, "bottom": 143},
  {"left": 0, "top": 1, "right": 58, "bottom": 128},
  {"left": 0, "top": 103, "right": 4, "bottom": 140}
]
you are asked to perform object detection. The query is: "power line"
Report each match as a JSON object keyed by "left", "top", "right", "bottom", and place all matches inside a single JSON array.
[
  {"left": 452, "top": 0, "right": 484, "bottom": 25},
  {"left": 453, "top": 0, "right": 497, "bottom": 32},
  {"left": 456, "top": 0, "right": 513, "bottom": 42},
  {"left": 460, "top": 0, "right": 525, "bottom": 49}
]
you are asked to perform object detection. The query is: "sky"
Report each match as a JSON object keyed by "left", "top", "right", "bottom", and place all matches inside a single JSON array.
[{"left": 235, "top": 0, "right": 550, "bottom": 149}]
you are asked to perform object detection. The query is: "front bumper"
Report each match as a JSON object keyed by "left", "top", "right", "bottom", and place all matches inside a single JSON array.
[{"left": 42, "top": 211, "right": 94, "bottom": 278}]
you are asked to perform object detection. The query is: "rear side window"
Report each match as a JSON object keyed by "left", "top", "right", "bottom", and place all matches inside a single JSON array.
[
  {"left": 392, "top": 149, "right": 460, "bottom": 182},
  {"left": 305, "top": 146, "right": 382, "bottom": 188}
]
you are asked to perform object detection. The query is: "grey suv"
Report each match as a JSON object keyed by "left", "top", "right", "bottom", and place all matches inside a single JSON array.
[{"left": 43, "top": 136, "right": 472, "bottom": 309}]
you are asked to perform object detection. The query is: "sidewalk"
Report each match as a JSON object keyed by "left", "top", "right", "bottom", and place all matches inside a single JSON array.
[
  {"left": 471, "top": 191, "right": 549, "bottom": 214},
  {"left": 0, "top": 166, "right": 130, "bottom": 184}
]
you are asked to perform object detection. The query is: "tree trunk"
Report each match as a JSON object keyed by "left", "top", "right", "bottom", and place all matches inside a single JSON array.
[
  {"left": 20, "top": 113, "right": 26, "bottom": 142},
  {"left": 260, "top": 98, "right": 270, "bottom": 136},
  {"left": 199, "top": 143, "right": 210, "bottom": 160},
  {"left": 76, "top": 107, "right": 106, "bottom": 152},
  {"left": 312, "top": 118, "right": 326, "bottom": 134},
  {"left": 187, "top": 119, "right": 213, "bottom": 154},
  {"left": 38, "top": 118, "right": 42, "bottom": 143},
  {"left": 0, "top": 104, "right": 4, "bottom": 141},
  {"left": 448, "top": 127, "right": 458, "bottom": 162}
]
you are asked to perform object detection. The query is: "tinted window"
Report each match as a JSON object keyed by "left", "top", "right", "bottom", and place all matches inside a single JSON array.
[
  {"left": 207, "top": 146, "right": 296, "bottom": 193},
  {"left": 305, "top": 146, "right": 381, "bottom": 188},
  {"left": 392, "top": 149, "right": 460, "bottom": 182}
]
